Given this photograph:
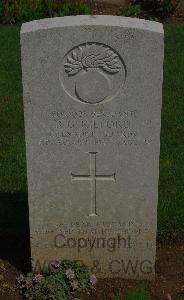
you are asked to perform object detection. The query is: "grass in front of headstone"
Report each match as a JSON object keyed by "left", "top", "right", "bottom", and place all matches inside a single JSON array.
[
  {"left": 16, "top": 259, "right": 97, "bottom": 300},
  {"left": 110, "top": 287, "right": 152, "bottom": 300},
  {"left": 113, "top": 289, "right": 123, "bottom": 300},
  {"left": 0, "top": 23, "right": 183, "bottom": 235},
  {"left": 123, "top": 287, "right": 152, "bottom": 300}
]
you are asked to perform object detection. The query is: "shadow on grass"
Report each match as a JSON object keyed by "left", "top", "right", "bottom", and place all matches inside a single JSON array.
[{"left": 0, "top": 192, "right": 31, "bottom": 273}]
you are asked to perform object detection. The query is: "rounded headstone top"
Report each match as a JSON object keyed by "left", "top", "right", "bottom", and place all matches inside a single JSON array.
[{"left": 21, "top": 15, "right": 164, "bottom": 35}]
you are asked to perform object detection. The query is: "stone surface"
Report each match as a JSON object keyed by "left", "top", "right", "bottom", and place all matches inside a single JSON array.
[{"left": 21, "top": 16, "right": 164, "bottom": 279}]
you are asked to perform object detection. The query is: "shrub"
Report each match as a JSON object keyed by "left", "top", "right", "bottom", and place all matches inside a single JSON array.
[
  {"left": 16, "top": 260, "right": 97, "bottom": 300},
  {"left": 117, "top": 3, "right": 158, "bottom": 21},
  {"left": 132, "top": 0, "right": 175, "bottom": 20},
  {"left": 117, "top": 3, "right": 142, "bottom": 18},
  {"left": 0, "top": 0, "right": 91, "bottom": 24},
  {"left": 117, "top": 0, "right": 176, "bottom": 21}
]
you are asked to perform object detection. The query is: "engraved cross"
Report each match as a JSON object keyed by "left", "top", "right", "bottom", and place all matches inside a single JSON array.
[{"left": 71, "top": 152, "right": 116, "bottom": 216}]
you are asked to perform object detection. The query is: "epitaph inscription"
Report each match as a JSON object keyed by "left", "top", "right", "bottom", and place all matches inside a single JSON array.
[{"left": 21, "top": 16, "right": 164, "bottom": 279}]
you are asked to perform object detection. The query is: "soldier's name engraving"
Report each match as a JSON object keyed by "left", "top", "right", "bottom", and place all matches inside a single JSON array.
[{"left": 39, "top": 110, "right": 138, "bottom": 146}]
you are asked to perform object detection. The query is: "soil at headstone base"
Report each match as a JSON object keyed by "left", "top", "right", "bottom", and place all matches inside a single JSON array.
[{"left": 0, "top": 240, "right": 183, "bottom": 300}]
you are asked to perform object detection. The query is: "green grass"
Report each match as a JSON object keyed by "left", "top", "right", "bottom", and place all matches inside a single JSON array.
[
  {"left": 123, "top": 288, "right": 151, "bottom": 300},
  {"left": 158, "top": 24, "right": 184, "bottom": 233},
  {"left": 0, "top": 25, "right": 28, "bottom": 234},
  {"left": 0, "top": 25, "right": 26, "bottom": 192},
  {"left": 0, "top": 24, "right": 183, "bottom": 234},
  {"left": 113, "top": 288, "right": 152, "bottom": 300}
]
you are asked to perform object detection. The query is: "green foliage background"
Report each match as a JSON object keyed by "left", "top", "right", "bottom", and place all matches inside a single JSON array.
[{"left": 0, "top": 0, "right": 91, "bottom": 24}]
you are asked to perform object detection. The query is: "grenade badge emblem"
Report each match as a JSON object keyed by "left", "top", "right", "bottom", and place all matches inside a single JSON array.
[{"left": 60, "top": 43, "right": 126, "bottom": 104}]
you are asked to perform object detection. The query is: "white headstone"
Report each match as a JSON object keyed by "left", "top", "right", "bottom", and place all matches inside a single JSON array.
[{"left": 21, "top": 16, "right": 164, "bottom": 279}]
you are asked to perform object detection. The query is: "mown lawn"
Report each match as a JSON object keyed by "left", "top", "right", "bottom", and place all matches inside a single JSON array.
[
  {"left": 0, "top": 24, "right": 183, "bottom": 234},
  {"left": 158, "top": 24, "right": 184, "bottom": 233}
]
